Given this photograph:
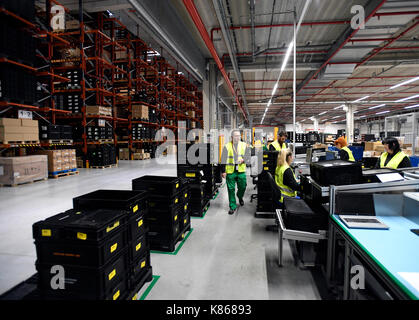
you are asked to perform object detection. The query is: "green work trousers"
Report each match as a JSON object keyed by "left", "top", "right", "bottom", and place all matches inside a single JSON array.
[{"left": 226, "top": 171, "right": 247, "bottom": 210}]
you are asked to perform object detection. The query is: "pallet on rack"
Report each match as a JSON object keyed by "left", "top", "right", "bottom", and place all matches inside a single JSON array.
[
  {"left": 44, "top": 139, "right": 73, "bottom": 145},
  {"left": 1, "top": 140, "right": 40, "bottom": 146},
  {"left": 0, "top": 177, "right": 48, "bottom": 187},
  {"left": 49, "top": 169, "right": 79, "bottom": 179},
  {"left": 97, "top": 139, "right": 114, "bottom": 144}
]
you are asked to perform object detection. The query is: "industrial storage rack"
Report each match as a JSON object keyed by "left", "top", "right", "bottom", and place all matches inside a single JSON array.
[{"left": 0, "top": 0, "right": 203, "bottom": 162}]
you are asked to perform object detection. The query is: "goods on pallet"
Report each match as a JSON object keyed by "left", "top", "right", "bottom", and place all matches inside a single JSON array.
[
  {"left": 132, "top": 104, "right": 149, "bottom": 120},
  {"left": 119, "top": 148, "right": 130, "bottom": 160},
  {"left": 87, "top": 145, "right": 116, "bottom": 167},
  {"left": 0, "top": 118, "right": 39, "bottom": 143},
  {"left": 132, "top": 176, "right": 190, "bottom": 252},
  {"left": 33, "top": 189, "right": 151, "bottom": 301},
  {"left": 86, "top": 126, "right": 113, "bottom": 141},
  {"left": 0, "top": 155, "right": 47, "bottom": 186},
  {"left": 86, "top": 106, "right": 112, "bottom": 117},
  {"left": 35, "top": 149, "right": 77, "bottom": 173}
]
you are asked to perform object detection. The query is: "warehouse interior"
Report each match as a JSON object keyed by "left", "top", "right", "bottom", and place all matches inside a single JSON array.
[{"left": 0, "top": 0, "right": 418, "bottom": 301}]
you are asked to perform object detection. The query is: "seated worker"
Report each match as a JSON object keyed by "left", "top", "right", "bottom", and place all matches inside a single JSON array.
[
  {"left": 275, "top": 148, "right": 301, "bottom": 204},
  {"left": 334, "top": 136, "right": 355, "bottom": 162},
  {"left": 269, "top": 131, "right": 288, "bottom": 151},
  {"left": 375, "top": 137, "right": 411, "bottom": 169}
]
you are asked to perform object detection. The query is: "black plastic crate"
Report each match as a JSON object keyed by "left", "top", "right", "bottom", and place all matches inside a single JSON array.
[
  {"left": 128, "top": 252, "right": 151, "bottom": 283},
  {"left": 128, "top": 210, "right": 147, "bottom": 241},
  {"left": 132, "top": 175, "right": 181, "bottom": 197},
  {"left": 126, "top": 267, "right": 153, "bottom": 300},
  {"left": 73, "top": 190, "right": 148, "bottom": 216},
  {"left": 33, "top": 208, "right": 126, "bottom": 242},
  {"left": 179, "top": 212, "right": 190, "bottom": 231},
  {"left": 147, "top": 194, "right": 181, "bottom": 213},
  {"left": 34, "top": 228, "right": 126, "bottom": 267},
  {"left": 146, "top": 207, "right": 181, "bottom": 229},
  {"left": 36, "top": 250, "right": 127, "bottom": 300},
  {"left": 148, "top": 223, "right": 180, "bottom": 247},
  {"left": 128, "top": 233, "right": 148, "bottom": 262},
  {"left": 310, "top": 160, "right": 363, "bottom": 186}
]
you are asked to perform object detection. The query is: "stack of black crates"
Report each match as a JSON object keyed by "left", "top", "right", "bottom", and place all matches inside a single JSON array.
[
  {"left": 256, "top": 151, "right": 278, "bottom": 212},
  {"left": 87, "top": 145, "right": 116, "bottom": 167},
  {"left": 0, "top": 1, "right": 36, "bottom": 105},
  {"left": 132, "top": 176, "right": 191, "bottom": 252},
  {"left": 32, "top": 189, "right": 151, "bottom": 300},
  {"left": 177, "top": 142, "right": 214, "bottom": 217}
]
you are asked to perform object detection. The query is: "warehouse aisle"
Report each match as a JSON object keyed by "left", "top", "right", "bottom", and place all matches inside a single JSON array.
[{"left": 0, "top": 157, "right": 321, "bottom": 299}]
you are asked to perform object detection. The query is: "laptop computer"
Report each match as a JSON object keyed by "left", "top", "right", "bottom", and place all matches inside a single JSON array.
[{"left": 339, "top": 215, "right": 389, "bottom": 229}]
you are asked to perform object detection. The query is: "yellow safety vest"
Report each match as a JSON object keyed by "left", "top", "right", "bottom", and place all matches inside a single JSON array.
[
  {"left": 275, "top": 164, "right": 297, "bottom": 203},
  {"left": 380, "top": 151, "right": 407, "bottom": 169},
  {"left": 341, "top": 146, "right": 355, "bottom": 162},
  {"left": 271, "top": 140, "right": 287, "bottom": 151},
  {"left": 254, "top": 140, "right": 262, "bottom": 147},
  {"left": 225, "top": 141, "right": 247, "bottom": 174}
]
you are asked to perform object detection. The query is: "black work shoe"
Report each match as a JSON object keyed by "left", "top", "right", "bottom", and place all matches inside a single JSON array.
[
  {"left": 239, "top": 199, "right": 244, "bottom": 206},
  {"left": 228, "top": 209, "right": 235, "bottom": 215}
]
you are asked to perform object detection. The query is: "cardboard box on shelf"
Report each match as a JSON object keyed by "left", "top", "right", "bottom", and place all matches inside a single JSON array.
[
  {"left": 0, "top": 126, "right": 22, "bottom": 134},
  {"left": 23, "top": 133, "right": 39, "bottom": 141},
  {"left": 0, "top": 118, "right": 21, "bottom": 126},
  {"left": 86, "top": 106, "right": 112, "bottom": 116},
  {"left": 21, "top": 119, "right": 38, "bottom": 127},
  {"left": 0, "top": 155, "right": 48, "bottom": 185},
  {"left": 0, "top": 132, "right": 24, "bottom": 142},
  {"left": 373, "top": 151, "right": 382, "bottom": 157},
  {"left": 20, "top": 126, "right": 39, "bottom": 134}
]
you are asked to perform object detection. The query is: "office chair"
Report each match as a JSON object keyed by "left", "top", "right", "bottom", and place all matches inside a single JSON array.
[
  {"left": 250, "top": 174, "right": 258, "bottom": 203},
  {"left": 265, "top": 172, "right": 282, "bottom": 232}
]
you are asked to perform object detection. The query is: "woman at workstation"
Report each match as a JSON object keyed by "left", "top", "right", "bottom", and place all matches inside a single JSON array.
[
  {"left": 275, "top": 148, "right": 301, "bottom": 203},
  {"left": 334, "top": 136, "right": 355, "bottom": 162},
  {"left": 375, "top": 137, "right": 411, "bottom": 169}
]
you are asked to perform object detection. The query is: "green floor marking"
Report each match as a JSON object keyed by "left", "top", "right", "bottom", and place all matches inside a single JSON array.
[
  {"left": 191, "top": 206, "right": 208, "bottom": 219},
  {"left": 139, "top": 275, "right": 160, "bottom": 300},
  {"left": 150, "top": 228, "right": 194, "bottom": 255}
]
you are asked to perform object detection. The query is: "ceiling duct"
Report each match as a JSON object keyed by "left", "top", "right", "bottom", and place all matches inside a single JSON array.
[{"left": 319, "top": 63, "right": 357, "bottom": 80}]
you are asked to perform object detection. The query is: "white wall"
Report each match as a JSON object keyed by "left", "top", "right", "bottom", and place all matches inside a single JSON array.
[{"left": 284, "top": 123, "right": 345, "bottom": 134}]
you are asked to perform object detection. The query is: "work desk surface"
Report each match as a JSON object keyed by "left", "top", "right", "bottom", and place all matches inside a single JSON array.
[{"left": 331, "top": 214, "right": 419, "bottom": 299}]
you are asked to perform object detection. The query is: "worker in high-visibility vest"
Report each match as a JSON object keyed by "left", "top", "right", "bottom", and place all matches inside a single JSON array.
[
  {"left": 270, "top": 131, "right": 288, "bottom": 151},
  {"left": 221, "top": 129, "right": 251, "bottom": 215},
  {"left": 275, "top": 148, "right": 301, "bottom": 204},
  {"left": 334, "top": 136, "right": 355, "bottom": 162},
  {"left": 376, "top": 137, "right": 411, "bottom": 169}
]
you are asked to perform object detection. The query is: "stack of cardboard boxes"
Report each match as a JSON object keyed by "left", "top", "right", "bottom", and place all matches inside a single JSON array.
[
  {"left": 86, "top": 106, "right": 112, "bottom": 117},
  {"left": 363, "top": 141, "right": 384, "bottom": 158},
  {"left": 119, "top": 148, "right": 130, "bottom": 160},
  {"left": 0, "top": 118, "right": 39, "bottom": 143},
  {"left": 35, "top": 149, "right": 77, "bottom": 173},
  {"left": 132, "top": 105, "right": 149, "bottom": 120},
  {"left": 133, "top": 149, "right": 150, "bottom": 160},
  {"left": 0, "top": 155, "right": 48, "bottom": 186},
  {"left": 186, "top": 110, "right": 195, "bottom": 118}
]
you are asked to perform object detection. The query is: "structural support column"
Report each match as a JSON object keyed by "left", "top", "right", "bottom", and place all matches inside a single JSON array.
[
  {"left": 203, "top": 62, "right": 218, "bottom": 133},
  {"left": 345, "top": 104, "right": 356, "bottom": 144}
]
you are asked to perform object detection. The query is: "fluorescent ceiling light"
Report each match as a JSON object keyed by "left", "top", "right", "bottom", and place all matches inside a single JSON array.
[
  {"left": 318, "top": 111, "right": 327, "bottom": 115},
  {"left": 395, "top": 94, "right": 419, "bottom": 102},
  {"left": 368, "top": 104, "right": 386, "bottom": 110},
  {"left": 376, "top": 110, "right": 390, "bottom": 115},
  {"left": 334, "top": 104, "right": 345, "bottom": 110},
  {"left": 280, "top": 42, "right": 294, "bottom": 73},
  {"left": 390, "top": 76, "right": 419, "bottom": 90},
  {"left": 352, "top": 96, "right": 370, "bottom": 103},
  {"left": 404, "top": 104, "right": 419, "bottom": 109},
  {"left": 332, "top": 115, "right": 340, "bottom": 119},
  {"left": 271, "top": 82, "right": 279, "bottom": 96}
]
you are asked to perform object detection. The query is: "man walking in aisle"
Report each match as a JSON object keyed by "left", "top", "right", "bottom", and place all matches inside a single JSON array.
[{"left": 221, "top": 130, "right": 251, "bottom": 215}]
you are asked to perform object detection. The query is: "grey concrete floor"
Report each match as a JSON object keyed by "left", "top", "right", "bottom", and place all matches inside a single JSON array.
[{"left": 0, "top": 156, "right": 321, "bottom": 299}]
